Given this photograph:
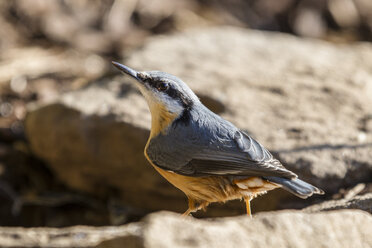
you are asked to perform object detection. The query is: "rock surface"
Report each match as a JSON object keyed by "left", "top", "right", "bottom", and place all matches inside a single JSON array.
[
  {"left": 0, "top": 210, "right": 371, "bottom": 248},
  {"left": 305, "top": 193, "right": 372, "bottom": 214},
  {"left": 126, "top": 27, "right": 372, "bottom": 194},
  {"left": 25, "top": 27, "right": 372, "bottom": 214}
]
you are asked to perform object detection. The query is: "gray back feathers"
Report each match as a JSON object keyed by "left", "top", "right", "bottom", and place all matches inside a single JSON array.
[{"left": 146, "top": 103, "right": 297, "bottom": 179}]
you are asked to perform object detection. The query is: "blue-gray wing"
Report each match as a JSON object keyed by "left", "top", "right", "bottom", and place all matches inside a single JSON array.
[
  {"left": 147, "top": 121, "right": 297, "bottom": 179},
  {"left": 176, "top": 130, "right": 297, "bottom": 179}
]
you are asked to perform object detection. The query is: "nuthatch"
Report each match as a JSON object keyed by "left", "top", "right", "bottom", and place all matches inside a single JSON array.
[{"left": 112, "top": 61, "right": 324, "bottom": 217}]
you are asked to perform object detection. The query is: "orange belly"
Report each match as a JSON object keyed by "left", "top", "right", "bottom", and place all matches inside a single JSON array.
[
  {"left": 142, "top": 105, "right": 243, "bottom": 203},
  {"left": 152, "top": 164, "right": 239, "bottom": 202},
  {"left": 151, "top": 162, "right": 279, "bottom": 203},
  {"left": 144, "top": 125, "right": 278, "bottom": 205}
]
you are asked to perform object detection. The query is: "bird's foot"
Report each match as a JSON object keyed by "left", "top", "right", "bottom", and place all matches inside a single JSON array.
[{"left": 244, "top": 196, "right": 253, "bottom": 218}]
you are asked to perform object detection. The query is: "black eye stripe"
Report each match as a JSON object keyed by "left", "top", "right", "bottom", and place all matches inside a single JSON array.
[
  {"left": 156, "top": 82, "right": 169, "bottom": 91},
  {"left": 148, "top": 79, "right": 168, "bottom": 91},
  {"left": 148, "top": 79, "right": 194, "bottom": 109},
  {"left": 165, "top": 86, "right": 178, "bottom": 98},
  {"left": 164, "top": 85, "right": 193, "bottom": 108}
]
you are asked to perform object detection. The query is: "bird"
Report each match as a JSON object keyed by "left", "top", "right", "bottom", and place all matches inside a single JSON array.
[{"left": 112, "top": 61, "right": 324, "bottom": 217}]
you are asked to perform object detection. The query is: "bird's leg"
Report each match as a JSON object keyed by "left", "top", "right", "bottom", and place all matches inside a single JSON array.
[
  {"left": 182, "top": 208, "right": 192, "bottom": 217},
  {"left": 182, "top": 198, "right": 210, "bottom": 217},
  {"left": 199, "top": 201, "right": 210, "bottom": 212},
  {"left": 182, "top": 197, "right": 195, "bottom": 217},
  {"left": 244, "top": 196, "right": 253, "bottom": 218}
]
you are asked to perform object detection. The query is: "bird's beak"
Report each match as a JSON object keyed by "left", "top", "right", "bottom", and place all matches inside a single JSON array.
[{"left": 112, "top": 61, "right": 142, "bottom": 82}]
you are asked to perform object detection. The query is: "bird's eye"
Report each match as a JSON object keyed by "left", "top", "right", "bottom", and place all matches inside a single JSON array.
[{"left": 156, "top": 82, "right": 169, "bottom": 91}]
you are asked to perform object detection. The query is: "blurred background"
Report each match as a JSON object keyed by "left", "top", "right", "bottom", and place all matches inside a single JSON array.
[{"left": 1, "top": 0, "right": 372, "bottom": 227}]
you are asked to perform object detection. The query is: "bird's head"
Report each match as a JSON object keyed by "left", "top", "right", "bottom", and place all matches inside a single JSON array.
[{"left": 112, "top": 62, "right": 200, "bottom": 134}]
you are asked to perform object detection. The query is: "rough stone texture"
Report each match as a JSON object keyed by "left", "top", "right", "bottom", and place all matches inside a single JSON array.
[
  {"left": 126, "top": 27, "right": 372, "bottom": 193},
  {"left": 0, "top": 210, "right": 371, "bottom": 247},
  {"left": 24, "top": 78, "right": 246, "bottom": 216},
  {"left": 125, "top": 27, "right": 372, "bottom": 193},
  {"left": 0, "top": 46, "right": 107, "bottom": 84},
  {"left": 0, "top": 223, "right": 142, "bottom": 248},
  {"left": 305, "top": 193, "right": 372, "bottom": 214},
  {"left": 25, "top": 79, "right": 185, "bottom": 213},
  {"left": 139, "top": 210, "right": 372, "bottom": 248},
  {"left": 25, "top": 27, "right": 372, "bottom": 214}
]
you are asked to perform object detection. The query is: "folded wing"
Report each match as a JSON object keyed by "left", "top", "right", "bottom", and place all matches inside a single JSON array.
[{"left": 153, "top": 128, "right": 297, "bottom": 179}]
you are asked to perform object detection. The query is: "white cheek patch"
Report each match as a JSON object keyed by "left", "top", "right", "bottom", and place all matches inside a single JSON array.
[
  {"left": 137, "top": 86, "right": 154, "bottom": 106},
  {"left": 137, "top": 85, "right": 183, "bottom": 115},
  {"left": 161, "top": 93, "right": 184, "bottom": 115}
]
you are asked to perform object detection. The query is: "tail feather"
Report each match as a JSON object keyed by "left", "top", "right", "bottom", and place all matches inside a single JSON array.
[{"left": 264, "top": 177, "right": 324, "bottom": 199}]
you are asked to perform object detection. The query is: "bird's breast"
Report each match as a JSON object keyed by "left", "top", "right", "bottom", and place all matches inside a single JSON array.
[{"left": 149, "top": 102, "right": 178, "bottom": 138}]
